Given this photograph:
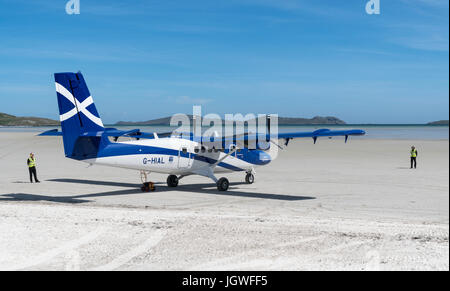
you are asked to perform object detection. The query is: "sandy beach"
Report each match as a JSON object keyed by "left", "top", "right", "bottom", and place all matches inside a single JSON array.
[{"left": 0, "top": 132, "right": 448, "bottom": 270}]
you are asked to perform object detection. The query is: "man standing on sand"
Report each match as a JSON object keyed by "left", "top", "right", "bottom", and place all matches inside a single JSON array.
[
  {"left": 27, "top": 153, "right": 40, "bottom": 183},
  {"left": 410, "top": 146, "right": 418, "bottom": 169}
]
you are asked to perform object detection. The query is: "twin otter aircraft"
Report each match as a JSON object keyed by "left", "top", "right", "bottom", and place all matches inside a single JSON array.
[{"left": 40, "top": 72, "right": 365, "bottom": 191}]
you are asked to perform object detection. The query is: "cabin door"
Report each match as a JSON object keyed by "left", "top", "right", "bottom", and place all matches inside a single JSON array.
[{"left": 178, "top": 146, "right": 191, "bottom": 168}]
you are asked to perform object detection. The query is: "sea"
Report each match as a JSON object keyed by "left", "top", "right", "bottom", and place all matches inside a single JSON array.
[{"left": 1, "top": 125, "right": 448, "bottom": 140}]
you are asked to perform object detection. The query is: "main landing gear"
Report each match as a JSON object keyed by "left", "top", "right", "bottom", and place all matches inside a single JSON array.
[
  {"left": 216, "top": 177, "right": 229, "bottom": 191},
  {"left": 167, "top": 175, "right": 179, "bottom": 187}
]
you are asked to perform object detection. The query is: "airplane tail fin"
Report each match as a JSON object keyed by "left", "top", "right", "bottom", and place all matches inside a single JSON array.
[{"left": 54, "top": 72, "right": 107, "bottom": 159}]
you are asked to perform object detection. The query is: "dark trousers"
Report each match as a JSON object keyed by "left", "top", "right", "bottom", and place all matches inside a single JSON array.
[
  {"left": 410, "top": 157, "right": 417, "bottom": 169},
  {"left": 29, "top": 166, "right": 39, "bottom": 182}
]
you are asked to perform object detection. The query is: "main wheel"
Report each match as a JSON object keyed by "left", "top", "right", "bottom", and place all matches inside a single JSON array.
[
  {"left": 167, "top": 175, "right": 179, "bottom": 187},
  {"left": 217, "top": 177, "right": 229, "bottom": 191},
  {"left": 245, "top": 173, "right": 254, "bottom": 184}
]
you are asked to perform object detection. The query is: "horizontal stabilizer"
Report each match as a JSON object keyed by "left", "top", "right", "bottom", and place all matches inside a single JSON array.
[{"left": 38, "top": 129, "right": 63, "bottom": 136}]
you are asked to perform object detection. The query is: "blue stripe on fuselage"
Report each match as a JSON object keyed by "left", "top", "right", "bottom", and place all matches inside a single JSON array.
[{"left": 78, "top": 142, "right": 247, "bottom": 171}]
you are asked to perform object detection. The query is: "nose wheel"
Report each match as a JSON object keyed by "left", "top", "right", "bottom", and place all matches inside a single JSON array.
[{"left": 245, "top": 173, "right": 255, "bottom": 184}]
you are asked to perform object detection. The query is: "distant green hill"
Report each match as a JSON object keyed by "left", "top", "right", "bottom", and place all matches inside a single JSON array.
[
  {"left": 427, "top": 120, "right": 449, "bottom": 125},
  {"left": 0, "top": 113, "right": 59, "bottom": 126}
]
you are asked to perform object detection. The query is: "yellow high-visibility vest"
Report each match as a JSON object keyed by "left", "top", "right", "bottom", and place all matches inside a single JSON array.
[
  {"left": 28, "top": 157, "right": 36, "bottom": 168},
  {"left": 410, "top": 149, "right": 417, "bottom": 158}
]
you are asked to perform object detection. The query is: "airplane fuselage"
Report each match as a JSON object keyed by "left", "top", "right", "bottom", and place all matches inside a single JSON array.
[{"left": 80, "top": 136, "right": 271, "bottom": 175}]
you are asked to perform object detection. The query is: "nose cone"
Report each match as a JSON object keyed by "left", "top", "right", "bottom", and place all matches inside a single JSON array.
[
  {"left": 245, "top": 150, "right": 272, "bottom": 165},
  {"left": 258, "top": 151, "right": 271, "bottom": 165}
]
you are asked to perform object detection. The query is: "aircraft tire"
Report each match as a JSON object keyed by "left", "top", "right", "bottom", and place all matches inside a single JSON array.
[
  {"left": 245, "top": 173, "right": 254, "bottom": 184},
  {"left": 217, "top": 177, "right": 229, "bottom": 191},
  {"left": 167, "top": 175, "right": 179, "bottom": 187}
]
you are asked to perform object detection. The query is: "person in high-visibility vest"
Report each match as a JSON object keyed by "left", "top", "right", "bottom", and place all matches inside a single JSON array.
[
  {"left": 410, "top": 146, "right": 418, "bottom": 169},
  {"left": 27, "top": 153, "right": 40, "bottom": 183}
]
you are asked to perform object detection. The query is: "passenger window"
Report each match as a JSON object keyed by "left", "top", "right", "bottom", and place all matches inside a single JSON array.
[
  {"left": 201, "top": 147, "right": 206, "bottom": 153},
  {"left": 182, "top": 148, "right": 187, "bottom": 154},
  {"left": 194, "top": 147, "right": 199, "bottom": 153}
]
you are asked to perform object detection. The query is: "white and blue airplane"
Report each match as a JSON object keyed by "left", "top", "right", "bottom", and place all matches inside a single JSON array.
[{"left": 40, "top": 72, "right": 365, "bottom": 192}]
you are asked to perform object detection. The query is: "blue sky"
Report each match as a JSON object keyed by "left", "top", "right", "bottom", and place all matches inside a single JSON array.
[{"left": 0, "top": 0, "right": 448, "bottom": 124}]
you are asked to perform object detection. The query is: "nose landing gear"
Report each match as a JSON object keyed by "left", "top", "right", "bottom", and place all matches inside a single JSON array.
[{"left": 245, "top": 173, "right": 255, "bottom": 184}]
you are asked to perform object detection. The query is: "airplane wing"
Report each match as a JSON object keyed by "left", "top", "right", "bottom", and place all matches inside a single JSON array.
[
  {"left": 39, "top": 128, "right": 365, "bottom": 148},
  {"left": 277, "top": 128, "right": 366, "bottom": 145},
  {"left": 199, "top": 128, "right": 366, "bottom": 150}
]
